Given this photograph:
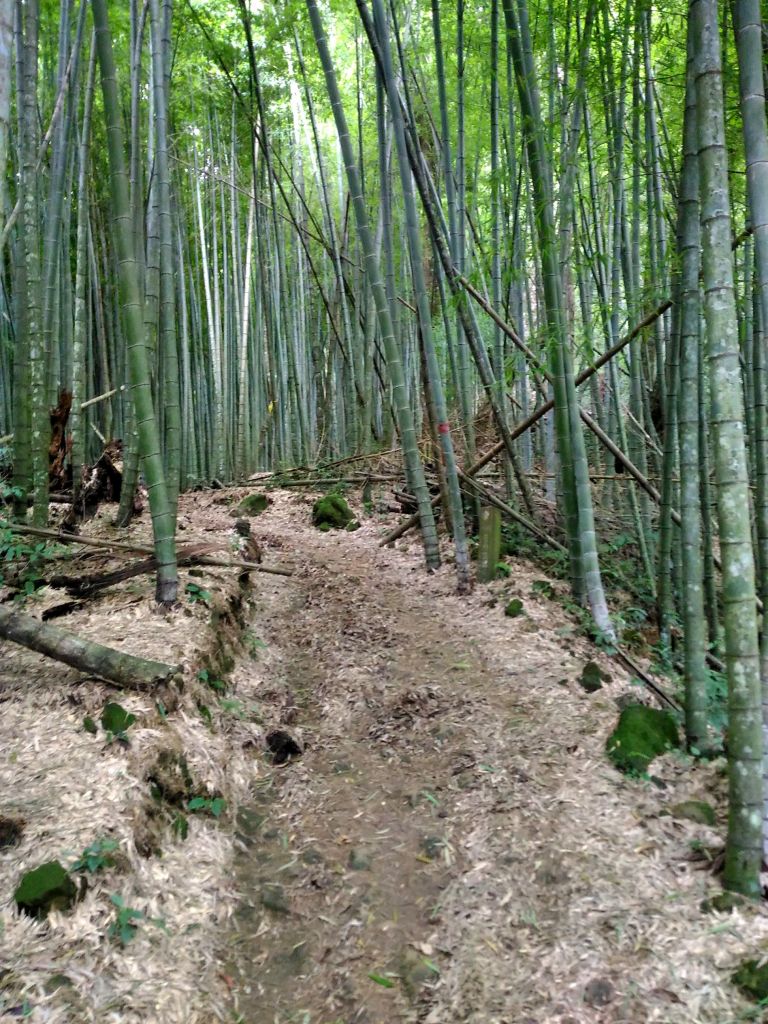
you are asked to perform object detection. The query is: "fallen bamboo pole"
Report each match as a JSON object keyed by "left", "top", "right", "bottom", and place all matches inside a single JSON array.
[
  {"left": 3, "top": 524, "right": 294, "bottom": 577},
  {"left": 0, "top": 603, "right": 178, "bottom": 688}
]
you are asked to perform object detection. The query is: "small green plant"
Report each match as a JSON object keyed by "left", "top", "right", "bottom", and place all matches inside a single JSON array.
[
  {"left": 219, "top": 697, "right": 245, "bottom": 719},
  {"left": 243, "top": 631, "right": 268, "bottom": 656},
  {"left": 197, "top": 668, "right": 225, "bottom": 693},
  {"left": 590, "top": 625, "right": 619, "bottom": 656},
  {"left": 368, "top": 972, "right": 397, "bottom": 989},
  {"left": 101, "top": 702, "right": 137, "bottom": 743},
  {"left": 531, "top": 579, "right": 555, "bottom": 599},
  {"left": 185, "top": 581, "right": 212, "bottom": 606},
  {"left": 187, "top": 796, "right": 226, "bottom": 818},
  {"left": 0, "top": 505, "right": 63, "bottom": 595},
  {"left": 108, "top": 893, "right": 166, "bottom": 945},
  {"left": 71, "top": 838, "right": 119, "bottom": 873},
  {"left": 172, "top": 814, "right": 189, "bottom": 840}
]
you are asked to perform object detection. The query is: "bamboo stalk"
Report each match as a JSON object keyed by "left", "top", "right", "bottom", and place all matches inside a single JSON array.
[{"left": 0, "top": 602, "right": 178, "bottom": 688}]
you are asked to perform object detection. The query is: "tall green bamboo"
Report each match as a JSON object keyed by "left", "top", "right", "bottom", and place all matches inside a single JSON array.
[
  {"left": 305, "top": 0, "right": 440, "bottom": 570},
  {"left": 677, "top": 28, "right": 707, "bottom": 751},
  {"left": 92, "top": 0, "right": 178, "bottom": 605},
  {"left": 733, "top": 0, "right": 768, "bottom": 857},
  {"left": 504, "top": 0, "right": 615, "bottom": 642},
  {"left": 149, "top": 0, "right": 180, "bottom": 512},
  {"left": 10, "top": 0, "right": 31, "bottom": 522},
  {"left": 371, "top": 0, "right": 470, "bottom": 591},
  {"left": 20, "top": 0, "right": 46, "bottom": 526},
  {"left": 0, "top": 0, "right": 11, "bottom": 224},
  {"left": 692, "top": 0, "right": 763, "bottom": 896},
  {"left": 70, "top": 37, "right": 96, "bottom": 506}
]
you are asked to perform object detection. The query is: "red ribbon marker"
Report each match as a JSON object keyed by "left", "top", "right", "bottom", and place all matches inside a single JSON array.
[{"left": 437, "top": 421, "right": 450, "bottom": 435}]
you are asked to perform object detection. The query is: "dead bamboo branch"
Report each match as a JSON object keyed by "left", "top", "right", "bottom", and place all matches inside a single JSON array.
[
  {"left": 613, "top": 647, "right": 681, "bottom": 711},
  {"left": 381, "top": 299, "right": 674, "bottom": 548},
  {"left": 3, "top": 524, "right": 294, "bottom": 577},
  {"left": 80, "top": 385, "right": 126, "bottom": 410}
]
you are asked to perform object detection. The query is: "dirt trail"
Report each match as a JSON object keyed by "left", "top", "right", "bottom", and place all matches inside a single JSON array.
[
  {"left": 227, "top": 526, "right": 485, "bottom": 1023},
  {"left": 225, "top": 492, "right": 767, "bottom": 1024}
]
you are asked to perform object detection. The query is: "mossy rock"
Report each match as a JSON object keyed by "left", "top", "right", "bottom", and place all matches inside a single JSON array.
[
  {"left": 420, "top": 836, "right": 445, "bottom": 860},
  {"left": 733, "top": 959, "right": 768, "bottom": 1002},
  {"left": 399, "top": 948, "right": 438, "bottom": 1001},
  {"left": 701, "top": 891, "right": 745, "bottom": 914},
  {"left": 580, "top": 661, "right": 610, "bottom": 693},
  {"left": 670, "top": 799, "right": 716, "bottom": 826},
  {"left": 505, "top": 598, "right": 524, "bottom": 618},
  {"left": 14, "top": 861, "right": 77, "bottom": 919},
  {"left": 605, "top": 704, "right": 680, "bottom": 773},
  {"left": 261, "top": 883, "right": 290, "bottom": 914},
  {"left": 348, "top": 848, "right": 372, "bottom": 871},
  {"left": 237, "top": 492, "right": 270, "bottom": 517},
  {"left": 312, "top": 494, "right": 353, "bottom": 530}
]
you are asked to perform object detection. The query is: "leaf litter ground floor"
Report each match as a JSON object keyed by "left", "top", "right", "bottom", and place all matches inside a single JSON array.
[{"left": 1, "top": 489, "right": 765, "bottom": 1023}]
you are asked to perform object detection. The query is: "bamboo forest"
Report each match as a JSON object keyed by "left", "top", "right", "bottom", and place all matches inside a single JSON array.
[{"left": 4, "top": 0, "right": 768, "bottom": 1019}]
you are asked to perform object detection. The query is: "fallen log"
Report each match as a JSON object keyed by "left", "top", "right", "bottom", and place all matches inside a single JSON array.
[
  {"left": 50, "top": 556, "right": 178, "bottom": 597},
  {"left": 4, "top": 524, "right": 294, "bottom": 577},
  {"left": 0, "top": 603, "right": 178, "bottom": 688},
  {"left": 48, "top": 543, "right": 245, "bottom": 597}
]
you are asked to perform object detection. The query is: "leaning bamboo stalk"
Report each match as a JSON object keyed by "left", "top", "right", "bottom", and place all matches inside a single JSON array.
[
  {"left": 380, "top": 301, "right": 670, "bottom": 547},
  {"left": 457, "top": 470, "right": 566, "bottom": 553},
  {"left": 305, "top": 0, "right": 440, "bottom": 569}
]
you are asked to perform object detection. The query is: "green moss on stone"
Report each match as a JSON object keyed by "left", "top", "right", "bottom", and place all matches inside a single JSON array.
[
  {"left": 733, "top": 959, "right": 768, "bottom": 1002},
  {"left": 237, "top": 492, "right": 270, "bottom": 516},
  {"left": 312, "top": 494, "right": 353, "bottom": 530},
  {"left": 580, "top": 661, "right": 610, "bottom": 693},
  {"left": 670, "top": 799, "right": 716, "bottom": 826},
  {"left": 605, "top": 704, "right": 680, "bottom": 773},
  {"left": 505, "top": 598, "right": 524, "bottom": 618},
  {"left": 14, "top": 861, "right": 77, "bottom": 918},
  {"left": 701, "top": 891, "right": 744, "bottom": 914}
]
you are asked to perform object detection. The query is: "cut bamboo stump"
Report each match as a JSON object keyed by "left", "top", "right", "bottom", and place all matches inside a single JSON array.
[
  {"left": 477, "top": 507, "right": 502, "bottom": 583},
  {"left": 0, "top": 604, "right": 178, "bottom": 688}
]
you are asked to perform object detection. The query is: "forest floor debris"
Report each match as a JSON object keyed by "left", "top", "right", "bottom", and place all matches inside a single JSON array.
[
  {"left": 0, "top": 492, "right": 285, "bottom": 1023},
  {"left": 1, "top": 487, "right": 767, "bottom": 1022}
]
